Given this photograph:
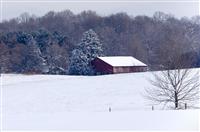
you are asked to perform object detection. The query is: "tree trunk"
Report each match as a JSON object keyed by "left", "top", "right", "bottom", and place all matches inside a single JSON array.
[{"left": 175, "top": 92, "right": 178, "bottom": 109}]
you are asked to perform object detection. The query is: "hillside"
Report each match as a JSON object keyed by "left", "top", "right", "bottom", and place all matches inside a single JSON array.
[{"left": 1, "top": 69, "right": 200, "bottom": 130}]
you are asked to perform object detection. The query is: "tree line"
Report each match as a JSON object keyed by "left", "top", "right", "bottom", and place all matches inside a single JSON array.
[{"left": 0, "top": 10, "right": 200, "bottom": 74}]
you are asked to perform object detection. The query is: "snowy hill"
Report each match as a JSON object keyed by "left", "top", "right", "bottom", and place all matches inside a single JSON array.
[{"left": 1, "top": 69, "right": 200, "bottom": 130}]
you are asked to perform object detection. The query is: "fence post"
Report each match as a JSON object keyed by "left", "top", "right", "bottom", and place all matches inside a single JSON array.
[
  {"left": 109, "top": 107, "right": 111, "bottom": 112},
  {"left": 152, "top": 106, "right": 154, "bottom": 111},
  {"left": 185, "top": 103, "right": 187, "bottom": 110}
]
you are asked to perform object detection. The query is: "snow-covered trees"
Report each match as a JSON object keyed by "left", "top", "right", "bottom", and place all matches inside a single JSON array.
[
  {"left": 18, "top": 32, "right": 48, "bottom": 73},
  {"left": 68, "top": 29, "right": 103, "bottom": 75},
  {"left": 1, "top": 11, "right": 200, "bottom": 74}
]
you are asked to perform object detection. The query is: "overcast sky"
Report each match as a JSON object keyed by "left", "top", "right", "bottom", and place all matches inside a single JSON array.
[{"left": 1, "top": 1, "right": 199, "bottom": 21}]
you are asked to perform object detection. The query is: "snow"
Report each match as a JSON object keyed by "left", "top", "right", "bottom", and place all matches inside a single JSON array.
[
  {"left": 98, "top": 56, "right": 147, "bottom": 66},
  {"left": 3, "top": 111, "right": 199, "bottom": 131},
  {"left": 1, "top": 68, "right": 200, "bottom": 130}
]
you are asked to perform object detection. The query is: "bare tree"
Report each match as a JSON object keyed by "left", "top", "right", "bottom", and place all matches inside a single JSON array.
[{"left": 145, "top": 69, "right": 200, "bottom": 109}]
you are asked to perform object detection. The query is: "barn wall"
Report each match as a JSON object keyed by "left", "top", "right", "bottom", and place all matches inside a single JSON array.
[
  {"left": 91, "top": 58, "right": 113, "bottom": 74},
  {"left": 113, "top": 66, "right": 147, "bottom": 73}
]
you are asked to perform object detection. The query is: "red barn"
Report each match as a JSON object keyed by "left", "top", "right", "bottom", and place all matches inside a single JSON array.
[{"left": 92, "top": 56, "right": 147, "bottom": 74}]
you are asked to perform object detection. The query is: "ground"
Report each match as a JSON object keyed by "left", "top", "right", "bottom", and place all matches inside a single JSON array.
[{"left": 1, "top": 69, "right": 200, "bottom": 130}]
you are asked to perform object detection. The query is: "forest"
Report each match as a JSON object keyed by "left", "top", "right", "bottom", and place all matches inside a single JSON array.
[{"left": 0, "top": 10, "right": 200, "bottom": 74}]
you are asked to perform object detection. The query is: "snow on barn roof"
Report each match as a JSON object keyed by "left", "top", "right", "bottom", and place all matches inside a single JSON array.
[{"left": 98, "top": 56, "right": 147, "bottom": 67}]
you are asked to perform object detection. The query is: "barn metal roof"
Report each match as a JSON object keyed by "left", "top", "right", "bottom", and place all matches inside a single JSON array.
[{"left": 98, "top": 56, "right": 147, "bottom": 67}]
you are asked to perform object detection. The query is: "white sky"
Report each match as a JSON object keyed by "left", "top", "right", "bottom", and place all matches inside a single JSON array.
[{"left": 1, "top": 1, "right": 200, "bottom": 21}]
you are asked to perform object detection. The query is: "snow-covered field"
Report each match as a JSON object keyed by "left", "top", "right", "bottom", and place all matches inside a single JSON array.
[{"left": 1, "top": 69, "right": 200, "bottom": 130}]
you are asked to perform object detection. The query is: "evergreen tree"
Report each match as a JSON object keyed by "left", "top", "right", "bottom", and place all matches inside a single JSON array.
[
  {"left": 18, "top": 32, "right": 48, "bottom": 73},
  {"left": 68, "top": 29, "right": 103, "bottom": 75}
]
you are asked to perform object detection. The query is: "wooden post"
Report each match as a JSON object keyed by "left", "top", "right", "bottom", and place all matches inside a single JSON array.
[
  {"left": 185, "top": 103, "right": 187, "bottom": 110},
  {"left": 109, "top": 107, "right": 111, "bottom": 112},
  {"left": 152, "top": 106, "right": 154, "bottom": 110}
]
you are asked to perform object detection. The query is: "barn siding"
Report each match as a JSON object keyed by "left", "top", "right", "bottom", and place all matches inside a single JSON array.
[
  {"left": 91, "top": 58, "right": 113, "bottom": 74},
  {"left": 113, "top": 66, "right": 147, "bottom": 73}
]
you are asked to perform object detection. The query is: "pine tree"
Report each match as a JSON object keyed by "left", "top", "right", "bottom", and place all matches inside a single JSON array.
[
  {"left": 68, "top": 29, "right": 103, "bottom": 75},
  {"left": 18, "top": 32, "right": 48, "bottom": 73}
]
